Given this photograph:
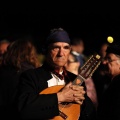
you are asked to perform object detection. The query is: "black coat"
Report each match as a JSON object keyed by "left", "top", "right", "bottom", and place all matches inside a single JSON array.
[
  {"left": 97, "top": 74, "right": 120, "bottom": 120},
  {"left": 0, "top": 66, "right": 21, "bottom": 119},
  {"left": 17, "top": 64, "right": 97, "bottom": 120},
  {"left": 0, "top": 63, "right": 35, "bottom": 120}
]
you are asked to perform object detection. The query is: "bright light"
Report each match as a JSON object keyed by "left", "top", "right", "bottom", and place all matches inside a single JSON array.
[{"left": 107, "top": 36, "right": 114, "bottom": 43}]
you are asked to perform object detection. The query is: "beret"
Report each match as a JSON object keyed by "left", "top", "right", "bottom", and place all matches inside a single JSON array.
[
  {"left": 46, "top": 28, "right": 71, "bottom": 46},
  {"left": 106, "top": 43, "right": 120, "bottom": 55}
]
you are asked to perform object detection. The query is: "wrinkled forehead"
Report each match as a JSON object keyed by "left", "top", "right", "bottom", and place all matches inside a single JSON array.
[
  {"left": 106, "top": 53, "right": 120, "bottom": 58},
  {"left": 49, "top": 42, "right": 70, "bottom": 47}
]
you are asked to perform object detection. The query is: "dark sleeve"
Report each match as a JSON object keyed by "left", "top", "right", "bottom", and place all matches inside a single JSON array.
[
  {"left": 79, "top": 94, "right": 97, "bottom": 120},
  {"left": 17, "top": 70, "right": 59, "bottom": 119},
  {"left": 97, "top": 76, "right": 120, "bottom": 120}
]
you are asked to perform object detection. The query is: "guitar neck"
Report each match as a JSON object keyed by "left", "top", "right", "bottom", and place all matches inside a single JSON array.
[
  {"left": 72, "top": 54, "right": 101, "bottom": 86},
  {"left": 72, "top": 74, "right": 85, "bottom": 86}
]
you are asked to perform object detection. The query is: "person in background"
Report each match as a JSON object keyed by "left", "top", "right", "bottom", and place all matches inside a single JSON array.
[
  {"left": 0, "top": 39, "right": 40, "bottom": 119},
  {"left": 99, "top": 42, "right": 109, "bottom": 59},
  {"left": 0, "top": 39, "right": 10, "bottom": 65},
  {"left": 92, "top": 42, "right": 110, "bottom": 105},
  {"left": 17, "top": 28, "right": 97, "bottom": 120},
  {"left": 71, "top": 37, "right": 87, "bottom": 68},
  {"left": 65, "top": 53, "right": 80, "bottom": 75},
  {"left": 97, "top": 43, "right": 120, "bottom": 120},
  {"left": 65, "top": 52, "right": 98, "bottom": 109}
]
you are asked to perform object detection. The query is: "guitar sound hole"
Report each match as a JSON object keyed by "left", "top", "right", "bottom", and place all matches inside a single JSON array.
[
  {"left": 59, "top": 102, "right": 72, "bottom": 108},
  {"left": 61, "top": 102, "right": 69, "bottom": 105}
]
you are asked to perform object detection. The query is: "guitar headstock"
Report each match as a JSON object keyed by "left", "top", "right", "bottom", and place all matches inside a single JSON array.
[{"left": 79, "top": 53, "right": 101, "bottom": 79}]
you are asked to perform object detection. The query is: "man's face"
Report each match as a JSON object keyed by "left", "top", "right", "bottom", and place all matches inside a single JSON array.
[
  {"left": 103, "top": 53, "right": 120, "bottom": 78},
  {"left": 99, "top": 44, "right": 108, "bottom": 58},
  {"left": 0, "top": 43, "right": 9, "bottom": 55},
  {"left": 77, "top": 41, "right": 84, "bottom": 54},
  {"left": 47, "top": 42, "right": 71, "bottom": 68}
]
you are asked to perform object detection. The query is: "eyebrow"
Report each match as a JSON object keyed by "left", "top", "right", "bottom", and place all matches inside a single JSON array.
[{"left": 50, "top": 44, "right": 70, "bottom": 48}]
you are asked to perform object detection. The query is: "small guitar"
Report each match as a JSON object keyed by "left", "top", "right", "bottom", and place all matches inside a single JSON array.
[{"left": 40, "top": 53, "right": 101, "bottom": 120}]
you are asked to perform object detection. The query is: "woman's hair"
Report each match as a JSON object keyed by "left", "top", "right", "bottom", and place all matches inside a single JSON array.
[{"left": 3, "top": 39, "right": 40, "bottom": 70}]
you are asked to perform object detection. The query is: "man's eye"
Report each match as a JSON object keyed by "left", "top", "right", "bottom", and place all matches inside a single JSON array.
[
  {"left": 52, "top": 47, "right": 59, "bottom": 51},
  {"left": 64, "top": 46, "right": 71, "bottom": 49}
]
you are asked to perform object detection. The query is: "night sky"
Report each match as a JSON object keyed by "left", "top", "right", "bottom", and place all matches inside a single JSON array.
[{"left": 0, "top": 6, "right": 120, "bottom": 55}]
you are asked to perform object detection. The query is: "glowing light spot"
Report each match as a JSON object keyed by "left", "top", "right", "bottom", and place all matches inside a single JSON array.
[{"left": 107, "top": 36, "right": 114, "bottom": 43}]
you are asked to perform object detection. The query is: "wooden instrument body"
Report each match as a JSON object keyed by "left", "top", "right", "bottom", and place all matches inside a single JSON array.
[{"left": 40, "top": 85, "right": 80, "bottom": 120}]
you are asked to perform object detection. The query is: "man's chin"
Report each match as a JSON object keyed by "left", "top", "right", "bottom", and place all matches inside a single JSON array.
[{"left": 54, "top": 62, "right": 65, "bottom": 67}]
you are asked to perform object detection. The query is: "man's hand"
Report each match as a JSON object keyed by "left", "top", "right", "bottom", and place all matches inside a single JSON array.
[{"left": 57, "top": 82, "right": 85, "bottom": 105}]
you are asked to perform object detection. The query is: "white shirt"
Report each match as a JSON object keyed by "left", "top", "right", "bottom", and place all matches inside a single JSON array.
[{"left": 47, "top": 73, "right": 65, "bottom": 87}]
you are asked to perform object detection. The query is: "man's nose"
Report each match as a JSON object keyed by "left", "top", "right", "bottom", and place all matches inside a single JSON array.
[
  {"left": 102, "top": 59, "right": 108, "bottom": 64},
  {"left": 58, "top": 48, "right": 64, "bottom": 56}
]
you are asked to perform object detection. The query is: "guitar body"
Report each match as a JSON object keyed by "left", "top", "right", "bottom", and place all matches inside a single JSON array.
[{"left": 40, "top": 85, "right": 80, "bottom": 120}]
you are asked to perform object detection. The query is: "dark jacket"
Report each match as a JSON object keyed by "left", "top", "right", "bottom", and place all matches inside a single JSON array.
[
  {"left": 0, "top": 66, "right": 21, "bottom": 119},
  {"left": 0, "top": 63, "right": 35, "bottom": 120},
  {"left": 17, "top": 64, "right": 97, "bottom": 120},
  {"left": 97, "top": 74, "right": 120, "bottom": 120}
]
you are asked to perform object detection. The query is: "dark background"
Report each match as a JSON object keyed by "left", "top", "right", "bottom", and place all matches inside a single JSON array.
[{"left": 0, "top": 5, "right": 120, "bottom": 55}]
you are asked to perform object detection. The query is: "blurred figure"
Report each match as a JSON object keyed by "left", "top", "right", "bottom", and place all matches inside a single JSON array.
[
  {"left": 92, "top": 42, "right": 110, "bottom": 105},
  {"left": 0, "top": 39, "right": 40, "bottom": 119},
  {"left": 97, "top": 43, "right": 120, "bottom": 120},
  {"left": 37, "top": 53, "right": 46, "bottom": 65},
  {"left": 0, "top": 39, "right": 10, "bottom": 55},
  {"left": 0, "top": 39, "right": 10, "bottom": 65},
  {"left": 98, "top": 42, "right": 109, "bottom": 76},
  {"left": 99, "top": 42, "right": 109, "bottom": 59},
  {"left": 65, "top": 53, "right": 80, "bottom": 75},
  {"left": 85, "top": 78, "right": 98, "bottom": 110},
  {"left": 65, "top": 53, "right": 98, "bottom": 109},
  {"left": 3, "top": 39, "right": 41, "bottom": 71},
  {"left": 71, "top": 37, "right": 87, "bottom": 68}
]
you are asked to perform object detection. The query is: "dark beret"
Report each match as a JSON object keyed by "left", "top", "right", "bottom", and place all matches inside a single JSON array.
[
  {"left": 106, "top": 43, "right": 120, "bottom": 55},
  {"left": 46, "top": 28, "right": 71, "bottom": 46}
]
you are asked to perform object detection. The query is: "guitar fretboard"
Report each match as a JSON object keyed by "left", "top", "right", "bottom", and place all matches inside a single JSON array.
[{"left": 72, "top": 54, "right": 101, "bottom": 86}]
